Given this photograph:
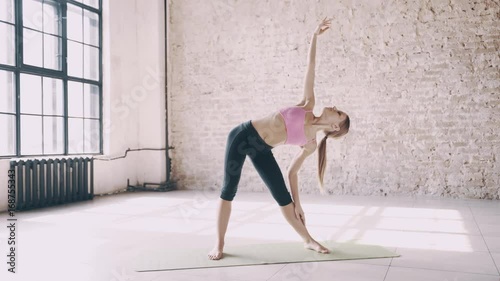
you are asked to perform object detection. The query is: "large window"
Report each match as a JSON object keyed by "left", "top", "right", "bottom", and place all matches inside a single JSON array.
[{"left": 0, "top": 0, "right": 101, "bottom": 157}]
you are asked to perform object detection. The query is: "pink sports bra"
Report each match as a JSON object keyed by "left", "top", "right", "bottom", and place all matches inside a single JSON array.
[{"left": 279, "top": 106, "right": 316, "bottom": 146}]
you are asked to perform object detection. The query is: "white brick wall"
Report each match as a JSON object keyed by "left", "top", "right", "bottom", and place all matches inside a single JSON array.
[{"left": 167, "top": 0, "right": 500, "bottom": 199}]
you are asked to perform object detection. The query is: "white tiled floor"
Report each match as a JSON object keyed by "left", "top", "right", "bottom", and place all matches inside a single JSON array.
[{"left": 0, "top": 190, "right": 499, "bottom": 281}]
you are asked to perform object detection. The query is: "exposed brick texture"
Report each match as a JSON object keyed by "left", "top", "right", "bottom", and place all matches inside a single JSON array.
[{"left": 167, "top": 0, "right": 500, "bottom": 199}]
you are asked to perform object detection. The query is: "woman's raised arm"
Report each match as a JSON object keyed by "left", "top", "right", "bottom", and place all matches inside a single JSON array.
[{"left": 300, "top": 18, "right": 332, "bottom": 107}]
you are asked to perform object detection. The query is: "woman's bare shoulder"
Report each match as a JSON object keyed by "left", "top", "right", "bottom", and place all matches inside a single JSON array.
[{"left": 294, "top": 99, "right": 315, "bottom": 111}]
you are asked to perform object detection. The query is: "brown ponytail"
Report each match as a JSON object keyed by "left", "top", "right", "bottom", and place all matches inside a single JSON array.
[
  {"left": 317, "top": 135, "right": 329, "bottom": 193},
  {"left": 317, "top": 114, "right": 350, "bottom": 193}
]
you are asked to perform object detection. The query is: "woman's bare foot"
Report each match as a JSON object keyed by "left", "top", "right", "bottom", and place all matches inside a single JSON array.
[
  {"left": 304, "top": 239, "right": 330, "bottom": 254},
  {"left": 208, "top": 243, "right": 224, "bottom": 260}
]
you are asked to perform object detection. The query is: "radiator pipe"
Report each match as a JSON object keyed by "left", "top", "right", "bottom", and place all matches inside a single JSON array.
[
  {"left": 164, "top": 0, "right": 171, "bottom": 184},
  {"left": 126, "top": 0, "right": 174, "bottom": 192}
]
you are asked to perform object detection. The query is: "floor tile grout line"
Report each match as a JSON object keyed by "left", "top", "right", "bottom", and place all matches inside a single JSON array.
[
  {"left": 388, "top": 264, "right": 500, "bottom": 276},
  {"left": 382, "top": 261, "right": 391, "bottom": 280},
  {"left": 382, "top": 247, "right": 397, "bottom": 281},
  {"left": 265, "top": 264, "right": 288, "bottom": 281},
  {"left": 492, "top": 253, "right": 500, "bottom": 277},
  {"left": 468, "top": 205, "right": 500, "bottom": 276}
]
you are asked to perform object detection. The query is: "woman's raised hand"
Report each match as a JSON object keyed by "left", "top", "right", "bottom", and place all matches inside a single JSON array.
[{"left": 314, "top": 17, "right": 332, "bottom": 36}]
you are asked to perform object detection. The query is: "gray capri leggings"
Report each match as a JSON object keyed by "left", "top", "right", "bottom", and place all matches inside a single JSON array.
[{"left": 220, "top": 120, "right": 293, "bottom": 206}]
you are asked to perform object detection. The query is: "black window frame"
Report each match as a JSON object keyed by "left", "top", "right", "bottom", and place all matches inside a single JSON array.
[{"left": 0, "top": 0, "right": 103, "bottom": 158}]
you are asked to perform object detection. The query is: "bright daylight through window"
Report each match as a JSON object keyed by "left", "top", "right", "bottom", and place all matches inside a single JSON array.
[{"left": 0, "top": 0, "right": 102, "bottom": 157}]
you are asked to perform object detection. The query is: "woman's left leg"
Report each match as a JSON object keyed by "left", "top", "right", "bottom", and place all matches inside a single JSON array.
[
  {"left": 279, "top": 201, "right": 330, "bottom": 253},
  {"left": 249, "top": 151, "right": 330, "bottom": 254}
]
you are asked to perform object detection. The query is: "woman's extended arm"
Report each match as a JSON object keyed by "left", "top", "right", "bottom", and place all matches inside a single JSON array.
[
  {"left": 287, "top": 145, "right": 317, "bottom": 223},
  {"left": 302, "top": 33, "right": 317, "bottom": 104},
  {"left": 301, "top": 18, "right": 332, "bottom": 106}
]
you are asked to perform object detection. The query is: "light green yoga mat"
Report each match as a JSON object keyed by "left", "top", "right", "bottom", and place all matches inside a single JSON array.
[{"left": 134, "top": 241, "right": 400, "bottom": 272}]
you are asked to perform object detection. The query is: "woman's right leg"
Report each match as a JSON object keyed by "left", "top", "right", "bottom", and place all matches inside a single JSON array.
[
  {"left": 209, "top": 124, "right": 247, "bottom": 260},
  {"left": 208, "top": 198, "right": 232, "bottom": 260}
]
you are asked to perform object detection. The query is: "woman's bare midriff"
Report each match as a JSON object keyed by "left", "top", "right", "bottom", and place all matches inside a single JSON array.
[{"left": 251, "top": 112, "right": 287, "bottom": 148}]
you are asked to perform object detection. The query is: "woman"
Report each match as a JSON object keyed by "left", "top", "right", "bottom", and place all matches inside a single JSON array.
[{"left": 208, "top": 18, "right": 350, "bottom": 260}]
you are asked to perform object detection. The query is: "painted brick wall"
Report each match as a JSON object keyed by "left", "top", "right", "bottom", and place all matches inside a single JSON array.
[{"left": 166, "top": 0, "right": 500, "bottom": 199}]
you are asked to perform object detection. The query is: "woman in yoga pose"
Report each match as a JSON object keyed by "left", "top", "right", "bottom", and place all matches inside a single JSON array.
[{"left": 208, "top": 18, "right": 350, "bottom": 260}]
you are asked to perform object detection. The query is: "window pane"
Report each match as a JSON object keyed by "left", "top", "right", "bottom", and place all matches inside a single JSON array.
[
  {"left": 0, "top": 0, "right": 14, "bottom": 23},
  {"left": 67, "top": 4, "right": 83, "bottom": 42},
  {"left": 23, "top": 28, "right": 43, "bottom": 67},
  {"left": 43, "top": 77, "right": 63, "bottom": 115},
  {"left": 84, "top": 119, "right": 99, "bottom": 153},
  {"left": 84, "top": 84, "right": 99, "bottom": 118},
  {"left": 43, "top": 34, "right": 62, "bottom": 70},
  {"left": 0, "top": 22, "right": 15, "bottom": 65},
  {"left": 0, "top": 70, "right": 15, "bottom": 113},
  {"left": 43, "top": 116, "right": 64, "bottom": 154},
  {"left": 84, "top": 45, "right": 99, "bottom": 80},
  {"left": 20, "top": 74, "right": 42, "bottom": 114},
  {"left": 68, "top": 40, "right": 83, "bottom": 78},
  {"left": 43, "top": 0, "right": 61, "bottom": 36},
  {"left": 68, "top": 81, "right": 83, "bottom": 117},
  {"left": 23, "top": 0, "right": 43, "bottom": 31},
  {"left": 84, "top": 0, "right": 99, "bottom": 9},
  {"left": 68, "top": 118, "right": 83, "bottom": 153},
  {"left": 21, "top": 115, "right": 43, "bottom": 155},
  {"left": 84, "top": 10, "right": 99, "bottom": 46},
  {"left": 0, "top": 113, "right": 16, "bottom": 155},
  {"left": 69, "top": 0, "right": 99, "bottom": 9}
]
